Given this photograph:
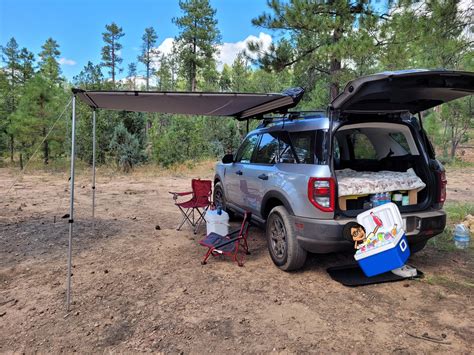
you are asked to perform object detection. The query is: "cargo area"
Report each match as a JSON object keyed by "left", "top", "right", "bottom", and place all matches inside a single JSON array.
[{"left": 333, "top": 120, "right": 433, "bottom": 214}]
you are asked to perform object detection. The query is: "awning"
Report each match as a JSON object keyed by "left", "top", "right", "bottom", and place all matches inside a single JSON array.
[{"left": 72, "top": 87, "right": 305, "bottom": 120}]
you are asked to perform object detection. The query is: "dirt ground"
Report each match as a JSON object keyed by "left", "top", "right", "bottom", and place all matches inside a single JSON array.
[{"left": 1, "top": 162, "right": 473, "bottom": 353}]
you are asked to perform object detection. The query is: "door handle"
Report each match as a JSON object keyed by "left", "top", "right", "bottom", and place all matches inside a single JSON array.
[
  {"left": 258, "top": 174, "right": 268, "bottom": 180},
  {"left": 235, "top": 170, "right": 243, "bottom": 175}
]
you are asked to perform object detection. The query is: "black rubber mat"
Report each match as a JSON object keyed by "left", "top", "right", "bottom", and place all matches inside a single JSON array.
[{"left": 327, "top": 264, "right": 423, "bottom": 287}]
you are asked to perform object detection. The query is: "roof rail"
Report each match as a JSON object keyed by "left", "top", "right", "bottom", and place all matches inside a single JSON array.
[{"left": 258, "top": 110, "right": 326, "bottom": 128}]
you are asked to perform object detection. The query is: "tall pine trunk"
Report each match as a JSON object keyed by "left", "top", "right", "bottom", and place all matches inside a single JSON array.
[
  {"left": 191, "top": 27, "right": 197, "bottom": 91},
  {"left": 43, "top": 126, "right": 49, "bottom": 165},
  {"left": 146, "top": 45, "right": 150, "bottom": 91},
  {"left": 40, "top": 99, "right": 49, "bottom": 165},
  {"left": 9, "top": 134, "right": 14, "bottom": 162},
  {"left": 329, "top": 28, "right": 342, "bottom": 101},
  {"left": 112, "top": 37, "right": 116, "bottom": 86}
]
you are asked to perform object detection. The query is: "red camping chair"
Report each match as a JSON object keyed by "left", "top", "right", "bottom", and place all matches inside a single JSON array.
[
  {"left": 169, "top": 179, "right": 212, "bottom": 234},
  {"left": 199, "top": 212, "right": 252, "bottom": 267}
]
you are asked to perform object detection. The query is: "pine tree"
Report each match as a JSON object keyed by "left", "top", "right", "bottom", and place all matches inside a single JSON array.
[
  {"left": 0, "top": 70, "right": 10, "bottom": 156},
  {"left": 73, "top": 61, "right": 104, "bottom": 90},
  {"left": 156, "top": 54, "right": 173, "bottom": 91},
  {"left": 138, "top": 27, "right": 159, "bottom": 90},
  {"left": 231, "top": 52, "right": 250, "bottom": 91},
  {"left": 173, "top": 0, "right": 221, "bottom": 91},
  {"left": 127, "top": 63, "right": 137, "bottom": 90},
  {"left": 11, "top": 74, "right": 66, "bottom": 165},
  {"left": 219, "top": 64, "right": 231, "bottom": 91},
  {"left": 101, "top": 22, "right": 125, "bottom": 86},
  {"left": 249, "top": 0, "right": 385, "bottom": 101},
  {"left": 38, "top": 38, "right": 62, "bottom": 84},
  {"left": 0, "top": 37, "right": 21, "bottom": 161},
  {"left": 18, "top": 47, "right": 35, "bottom": 84}
]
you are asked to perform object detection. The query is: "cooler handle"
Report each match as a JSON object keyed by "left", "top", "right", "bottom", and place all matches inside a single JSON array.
[{"left": 400, "top": 239, "right": 407, "bottom": 252}]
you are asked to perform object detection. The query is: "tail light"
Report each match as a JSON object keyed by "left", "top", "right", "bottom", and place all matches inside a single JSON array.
[
  {"left": 437, "top": 170, "right": 447, "bottom": 204},
  {"left": 308, "top": 177, "right": 335, "bottom": 212}
]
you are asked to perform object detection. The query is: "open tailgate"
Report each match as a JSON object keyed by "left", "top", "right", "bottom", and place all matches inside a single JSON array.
[{"left": 331, "top": 69, "right": 474, "bottom": 113}]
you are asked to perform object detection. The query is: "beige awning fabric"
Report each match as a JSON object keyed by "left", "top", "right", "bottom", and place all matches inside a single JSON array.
[{"left": 72, "top": 87, "right": 304, "bottom": 120}]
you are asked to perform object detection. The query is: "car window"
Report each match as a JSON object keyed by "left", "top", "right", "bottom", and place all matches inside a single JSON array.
[
  {"left": 278, "top": 134, "right": 296, "bottom": 163},
  {"left": 389, "top": 132, "right": 410, "bottom": 153},
  {"left": 235, "top": 135, "right": 259, "bottom": 163},
  {"left": 254, "top": 133, "right": 279, "bottom": 164},
  {"left": 290, "top": 131, "right": 314, "bottom": 164},
  {"left": 350, "top": 132, "right": 377, "bottom": 159}
]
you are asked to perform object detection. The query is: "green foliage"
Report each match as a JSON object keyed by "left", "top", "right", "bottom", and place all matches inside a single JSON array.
[
  {"left": 138, "top": 27, "right": 159, "bottom": 90},
  {"left": 173, "top": 0, "right": 221, "bottom": 91},
  {"left": 151, "top": 115, "right": 210, "bottom": 167},
  {"left": 38, "top": 38, "right": 62, "bottom": 84},
  {"left": 249, "top": 0, "right": 383, "bottom": 101},
  {"left": 10, "top": 74, "right": 67, "bottom": 164},
  {"left": 18, "top": 48, "right": 35, "bottom": 84},
  {"left": 109, "top": 122, "right": 146, "bottom": 172},
  {"left": 101, "top": 22, "right": 125, "bottom": 85},
  {"left": 1, "top": 3, "right": 473, "bottom": 168},
  {"left": 73, "top": 61, "right": 104, "bottom": 90}
]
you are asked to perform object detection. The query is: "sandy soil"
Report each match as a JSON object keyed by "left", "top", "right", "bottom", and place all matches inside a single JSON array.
[{"left": 0, "top": 163, "right": 473, "bottom": 353}]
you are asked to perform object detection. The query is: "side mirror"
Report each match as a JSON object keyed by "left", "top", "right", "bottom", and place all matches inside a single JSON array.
[{"left": 222, "top": 154, "right": 234, "bottom": 164}]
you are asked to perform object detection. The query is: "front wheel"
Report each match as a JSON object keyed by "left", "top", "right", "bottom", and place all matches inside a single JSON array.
[
  {"left": 213, "top": 182, "right": 234, "bottom": 219},
  {"left": 266, "top": 206, "right": 307, "bottom": 271}
]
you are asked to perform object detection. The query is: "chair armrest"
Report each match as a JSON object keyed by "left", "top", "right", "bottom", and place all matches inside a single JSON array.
[
  {"left": 169, "top": 191, "right": 193, "bottom": 196},
  {"left": 169, "top": 191, "right": 193, "bottom": 201}
]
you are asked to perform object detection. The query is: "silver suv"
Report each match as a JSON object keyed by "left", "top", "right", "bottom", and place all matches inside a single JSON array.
[{"left": 213, "top": 70, "right": 473, "bottom": 270}]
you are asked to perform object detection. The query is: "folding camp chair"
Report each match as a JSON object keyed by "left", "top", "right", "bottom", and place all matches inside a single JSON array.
[
  {"left": 169, "top": 179, "right": 212, "bottom": 234},
  {"left": 199, "top": 212, "right": 252, "bottom": 267}
]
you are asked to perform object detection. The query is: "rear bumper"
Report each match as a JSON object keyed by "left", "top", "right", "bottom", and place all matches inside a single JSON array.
[{"left": 293, "top": 209, "right": 446, "bottom": 254}]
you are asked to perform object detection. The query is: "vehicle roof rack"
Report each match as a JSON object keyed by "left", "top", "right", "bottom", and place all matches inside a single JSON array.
[{"left": 258, "top": 110, "right": 326, "bottom": 128}]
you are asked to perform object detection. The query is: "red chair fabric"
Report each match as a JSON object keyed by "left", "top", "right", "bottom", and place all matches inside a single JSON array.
[
  {"left": 199, "top": 212, "right": 252, "bottom": 267},
  {"left": 169, "top": 179, "right": 212, "bottom": 234}
]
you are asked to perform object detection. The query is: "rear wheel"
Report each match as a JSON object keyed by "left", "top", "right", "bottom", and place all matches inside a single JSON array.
[
  {"left": 213, "top": 182, "right": 234, "bottom": 218},
  {"left": 266, "top": 206, "right": 307, "bottom": 271}
]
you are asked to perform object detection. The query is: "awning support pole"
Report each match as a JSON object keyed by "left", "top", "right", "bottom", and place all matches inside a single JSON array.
[
  {"left": 66, "top": 95, "right": 77, "bottom": 312},
  {"left": 92, "top": 109, "right": 97, "bottom": 227}
]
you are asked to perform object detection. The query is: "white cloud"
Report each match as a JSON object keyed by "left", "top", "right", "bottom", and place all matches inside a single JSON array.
[
  {"left": 157, "top": 37, "right": 175, "bottom": 56},
  {"left": 217, "top": 32, "right": 272, "bottom": 69},
  {"left": 151, "top": 32, "right": 273, "bottom": 71},
  {"left": 58, "top": 57, "right": 76, "bottom": 66}
]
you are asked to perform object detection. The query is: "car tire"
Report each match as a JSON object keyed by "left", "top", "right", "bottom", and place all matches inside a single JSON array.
[
  {"left": 266, "top": 206, "right": 307, "bottom": 271},
  {"left": 409, "top": 240, "right": 427, "bottom": 254},
  {"left": 213, "top": 182, "right": 234, "bottom": 219}
]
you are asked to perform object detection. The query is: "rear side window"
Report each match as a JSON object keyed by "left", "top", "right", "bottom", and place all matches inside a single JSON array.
[
  {"left": 291, "top": 131, "right": 314, "bottom": 164},
  {"left": 389, "top": 132, "right": 410, "bottom": 153},
  {"left": 254, "top": 133, "right": 279, "bottom": 164},
  {"left": 235, "top": 135, "right": 259, "bottom": 163},
  {"left": 276, "top": 131, "right": 319, "bottom": 164},
  {"left": 350, "top": 132, "right": 377, "bottom": 159}
]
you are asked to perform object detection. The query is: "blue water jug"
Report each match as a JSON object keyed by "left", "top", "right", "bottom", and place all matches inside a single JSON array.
[{"left": 453, "top": 224, "right": 470, "bottom": 249}]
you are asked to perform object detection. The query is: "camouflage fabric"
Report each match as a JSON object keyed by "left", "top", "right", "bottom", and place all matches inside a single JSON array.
[{"left": 336, "top": 168, "right": 426, "bottom": 197}]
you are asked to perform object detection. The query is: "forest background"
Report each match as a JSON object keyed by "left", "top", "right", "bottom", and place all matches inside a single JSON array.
[{"left": 0, "top": 0, "right": 473, "bottom": 171}]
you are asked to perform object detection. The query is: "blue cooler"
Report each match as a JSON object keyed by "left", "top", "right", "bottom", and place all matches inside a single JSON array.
[{"left": 354, "top": 230, "right": 410, "bottom": 277}]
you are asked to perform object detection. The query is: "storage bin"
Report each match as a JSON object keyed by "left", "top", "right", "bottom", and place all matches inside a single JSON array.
[
  {"left": 205, "top": 209, "right": 229, "bottom": 236},
  {"left": 354, "top": 230, "right": 410, "bottom": 277}
]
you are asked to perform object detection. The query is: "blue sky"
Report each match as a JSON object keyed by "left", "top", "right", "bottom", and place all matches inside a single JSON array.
[{"left": 0, "top": 0, "right": 274, "bottom": 80}]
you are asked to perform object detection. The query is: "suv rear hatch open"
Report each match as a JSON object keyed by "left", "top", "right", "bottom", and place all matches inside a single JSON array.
[
  {"left": 331, "top": 69, "right": 474, "bottom": 114},
  {"left": 329, "top": 70, "right": 474, "bottom": 215}
]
